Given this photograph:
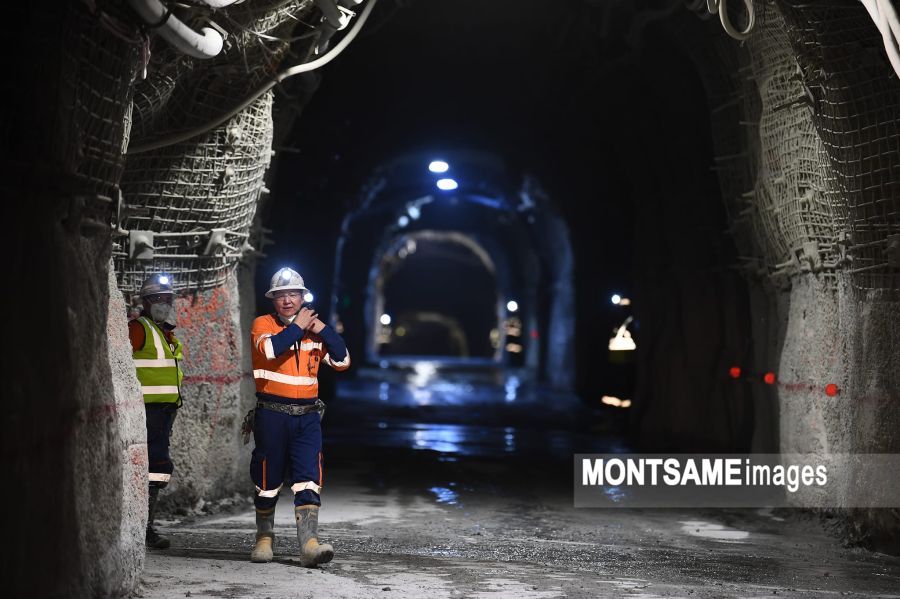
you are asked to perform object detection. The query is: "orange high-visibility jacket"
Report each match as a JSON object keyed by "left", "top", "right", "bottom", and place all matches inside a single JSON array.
[{"left": 250, "top": 314, "right": 350, "bottom": 399}]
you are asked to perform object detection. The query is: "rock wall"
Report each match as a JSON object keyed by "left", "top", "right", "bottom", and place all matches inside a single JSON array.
[
  {"left": 674, "top": 2, "right": 900, "bottom": 548},
  {"left": 777, "top": 277, "right": 900, "bottom": 550},
  {"left": 158, "top": 270, "right": 257, "bottom": 510},
  {"left": 101, "top": 265, "right": 149, "bottom": 594},
  {"left": 1, "top": 2, "right": 147, "bottom": 595}
]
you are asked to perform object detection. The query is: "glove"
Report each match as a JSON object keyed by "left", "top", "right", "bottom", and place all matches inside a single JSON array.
[{"left": 241, "top": 409, "right": 255, "bottom": 445}]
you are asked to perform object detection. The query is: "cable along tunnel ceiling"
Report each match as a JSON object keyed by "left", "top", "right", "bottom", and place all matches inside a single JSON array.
[
  {"left": 114, "top": 0, "right": 319, "bottom": 294},
  {"left": 111, "top": 0, "right": 900, "bottom": 294}
]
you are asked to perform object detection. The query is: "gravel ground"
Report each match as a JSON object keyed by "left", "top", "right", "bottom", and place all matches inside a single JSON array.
[{"left": 139, "top": 438, "right": 900, "bottom": 599}]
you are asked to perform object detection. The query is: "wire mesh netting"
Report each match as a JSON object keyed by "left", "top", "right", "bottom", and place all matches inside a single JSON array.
[
  {"left": 116, "top": 92, "right": 273, "bottom": 293},
  {"left": 689, "top": 2, "right": 898, "bottom": 292},
  {"left": 778, "top": 1, "right": 900, "bottom": 291},
  {"left": 115, "top": 0, "right": 897, "bottom": 294},
  {"left": 744, "top": 8, "right": 846, "bottom": 287},
  {"left": 60, "top": 1, "right": 141, "bottom": 227},
  {"left": 114, "top": 0, "right": 316, "bottom": 294}
]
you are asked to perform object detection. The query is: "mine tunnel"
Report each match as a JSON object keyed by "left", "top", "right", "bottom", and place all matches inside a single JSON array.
[{"left": 3, "top": 0, "right": 900, "bottom": 596}]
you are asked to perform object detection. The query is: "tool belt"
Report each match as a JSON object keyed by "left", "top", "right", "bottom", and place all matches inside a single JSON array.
[{"left": 256, "top": 398, "right": 325, "bottom": 418}]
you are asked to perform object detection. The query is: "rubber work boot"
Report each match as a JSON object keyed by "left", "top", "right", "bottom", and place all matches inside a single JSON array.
[
  {"left": 294, "top": 505, "right": 333, "bottom": 567},
  {"left": 146, "top": 484, "right": 171, "bottom": 549},
  {"left": 250, "top": 507, "right": 276, "bottom": 563}
]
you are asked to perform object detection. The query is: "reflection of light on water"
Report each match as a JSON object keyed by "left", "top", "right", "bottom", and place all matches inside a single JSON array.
[
  {"left": 504, "top": 430, "right": 516, "bottom": 453},
  {"left": 377, "top": 421, "right": 388, "bottom": 429},
  {"left": 379, "top": 382, "right": 389, "bottom": 401},
  {"left": 411, "top": 388, "right": 432, "bottom": 405},
  {"left": 409, "top": 361, "right": 438, "bottom": 387},
  {"left": 429, "top": 486, "right": 459, "bottom": 504},
  {"left": 680, "top": 520, "right": 749, "bottom": 542},
  {"left": 413, "top": 425, "right": 462, "bottom": 453},
  {"left": 604, "top": 486, "right": 628, "bottom": 503},
  {"left": 504, "top": 375, "right": 520, "bottom": 403}
]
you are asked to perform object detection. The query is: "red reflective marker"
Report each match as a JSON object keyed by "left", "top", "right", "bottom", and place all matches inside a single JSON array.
[
  {"left": 825, "top": 383, "right": 839, "bottom": 397},
  {"left": 729, "top": 366, "right": 741, "bottom": 379},
  {"left": 530, "top": 329, "right": 539, "bottom": 339},
  {"left": 763, "top": 372, "right": 777, "bottom": 385}
]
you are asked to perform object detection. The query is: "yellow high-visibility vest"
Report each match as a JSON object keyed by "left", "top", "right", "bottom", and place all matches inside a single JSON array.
[{"left": 133, "top": 317, "right": 184, "bottom": 404}]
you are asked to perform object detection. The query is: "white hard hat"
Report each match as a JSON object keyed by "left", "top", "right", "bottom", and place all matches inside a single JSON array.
[
  {"left": 265, "top": 267, "right": 309, "bottom": 299},
  {"left": 140, "top": 273, "right": 175, "bottom": 297}
]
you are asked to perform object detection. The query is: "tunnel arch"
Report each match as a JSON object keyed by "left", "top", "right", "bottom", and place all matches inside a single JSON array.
[
  {"left": 328, "top": 155, "right": 576, "bottom": 389},
  {"left": 368, "top": 229, "right": 503, "bottom": 361}
]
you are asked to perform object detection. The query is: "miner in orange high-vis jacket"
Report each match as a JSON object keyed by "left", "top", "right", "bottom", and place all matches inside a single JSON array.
[{"left": 247, "top": 267, "right": 350, "bottom": 568}]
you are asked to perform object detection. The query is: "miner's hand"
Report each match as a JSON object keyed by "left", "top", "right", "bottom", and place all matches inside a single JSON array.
[
  {"left": 309, "top": 318, "right": 326, "bottom": 334},
  {"left": 295, "top": 307, "right": 318, "bottom": 331}
]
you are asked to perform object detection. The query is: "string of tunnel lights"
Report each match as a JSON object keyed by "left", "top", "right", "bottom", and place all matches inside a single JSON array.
[
  {"left": 429, "top": 160, "right": 458, "bottom": 191},
  {"left": 392, "top": 159, "right": 456, "bottom": 230},
  {"left": 727, "top": 365, "right": 841, "bottom": 398}
]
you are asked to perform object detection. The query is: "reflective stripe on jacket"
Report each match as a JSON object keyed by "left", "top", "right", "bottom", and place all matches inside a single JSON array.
[
  {"left": 133, "top": 317, "right": 184, "bottom": 404},
  {"left": 250, "top": 314, "right": 350, "bottom": 399}
]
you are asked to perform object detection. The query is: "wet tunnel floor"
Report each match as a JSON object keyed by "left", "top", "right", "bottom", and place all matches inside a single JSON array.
[{"left": 140, "top": 373, "right": 900, "bottom": 598}]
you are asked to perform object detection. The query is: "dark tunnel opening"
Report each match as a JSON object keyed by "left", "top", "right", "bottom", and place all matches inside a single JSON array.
[
  {"left": 377, "top": 233, "right": 499, "bottom": 359},
  {"left": 258, "top": 0, "right": 752, "bottom": 454}
]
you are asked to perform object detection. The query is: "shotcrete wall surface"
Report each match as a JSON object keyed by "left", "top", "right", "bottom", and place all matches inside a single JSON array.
[
  {"left": 2, "top": 2, "right": 149, "bottom": 595},
  {"left": 160, "top": 271, "right": 256, "bottom": 509},
  {"left": 101, "top": 265, "right": 148, "bottom": 593},
  {"left": 778, "top": 276, "right": 900, "bottom": 541},
  {"left": 677, "top": 4, "right": 899, "bottom": 546}
]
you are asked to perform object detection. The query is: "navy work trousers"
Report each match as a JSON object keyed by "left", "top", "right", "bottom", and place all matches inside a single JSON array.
[
  {"left": 146, "top": 403, "right": 177, "bottom": 487},
  {"left": 250, "top": 401, "right": 324, "bottom": 509}
]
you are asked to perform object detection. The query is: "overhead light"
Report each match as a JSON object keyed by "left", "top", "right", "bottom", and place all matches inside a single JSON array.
[
  {"left": 407, "top": 205, "right": 421, "bottom": 220},
  {"left": 506, "top": 300, "right": 518, "bottom": 312},
  {"left": 729, "top": 366, "right": 741, "bottom": 379},
  {"left": 398, "top": 215, "right": 410, "bottom": 227},
  {"left": 380, "top": 313, "right": 392, "bottom": 325},
  {"left": 763, "top": 372, "right": 777, "bottom": 385},
  {"left": 611, "top": 293, "right": 631, "bottom": 306},
  {"left": 436, "top": 178, "right": 458, "bottom": 191},
  {"left": 428, "top": 160, "right": 449, "bottom": 173}
]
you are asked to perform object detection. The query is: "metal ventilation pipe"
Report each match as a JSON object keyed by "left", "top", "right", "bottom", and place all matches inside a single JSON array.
[
  {"left": 198, "top": 0, "right": 242, "bottom": 6},
  {"left": 127, "top": 0, "right": 224, "bottom": 59}
]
